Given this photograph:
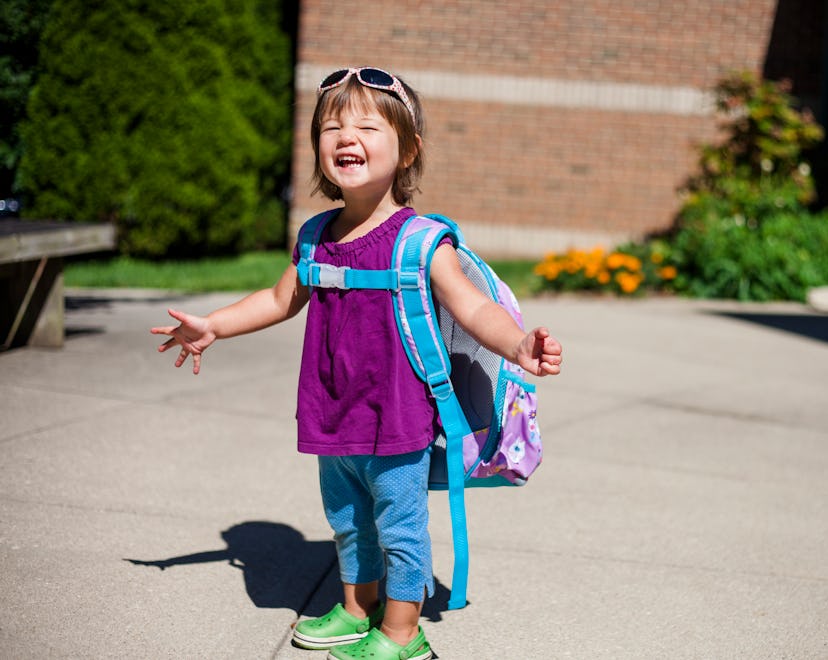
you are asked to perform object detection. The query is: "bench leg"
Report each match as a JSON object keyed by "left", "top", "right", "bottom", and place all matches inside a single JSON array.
[
  {"left": 0, "top": 257, "right": 64, "bottom": 350},
  {"left": 29, "top": 268, "right": 64, "bottom": 348}
]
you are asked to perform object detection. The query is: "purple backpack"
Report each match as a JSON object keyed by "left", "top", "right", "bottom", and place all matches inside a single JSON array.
[{"left": 297, "top": 212, "right": 542, "bottom": 609}]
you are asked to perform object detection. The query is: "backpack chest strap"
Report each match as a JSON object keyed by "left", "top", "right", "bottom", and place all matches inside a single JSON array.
[{"left": 298, "top": 259, "right": 411, "bottom": 291}]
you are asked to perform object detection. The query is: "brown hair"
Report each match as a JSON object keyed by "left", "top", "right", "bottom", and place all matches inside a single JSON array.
[{"left": 310, "top": 73, "right": 425, "bottom": 205}]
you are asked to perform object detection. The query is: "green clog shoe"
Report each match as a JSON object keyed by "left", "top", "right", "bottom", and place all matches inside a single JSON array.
[
  {"left": 327, "top": 626, "right": 432, "bottom": 660},
  {"left": 292, "top": 603, "right": 384, "bottom": 650}
]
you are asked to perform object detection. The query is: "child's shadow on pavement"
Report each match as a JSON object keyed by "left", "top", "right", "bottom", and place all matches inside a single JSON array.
[{"left": 125, "top": 520, "right": 452, "bottom": 621}]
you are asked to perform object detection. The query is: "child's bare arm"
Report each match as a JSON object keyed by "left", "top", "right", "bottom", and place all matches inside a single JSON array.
[
  {"left": 150, "top": 263, "right": 309, "bottom": 374},
  {"left": 429, "top": 244, "right": 562, "bottom": 377}
]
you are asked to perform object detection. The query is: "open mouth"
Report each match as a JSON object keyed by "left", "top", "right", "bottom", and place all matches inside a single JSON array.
[{"left": 337, "top": 155, "right": 365, "bottom": 168}]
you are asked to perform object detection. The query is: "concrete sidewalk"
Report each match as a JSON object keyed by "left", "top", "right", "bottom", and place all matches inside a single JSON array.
[{"left": 1, "top": 289, "right": 827, "bottom": 659}]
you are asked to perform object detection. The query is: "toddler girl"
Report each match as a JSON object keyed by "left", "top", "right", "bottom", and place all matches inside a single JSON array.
[{"left": 152, "top": 66, "right": 562, "bottom": 660}]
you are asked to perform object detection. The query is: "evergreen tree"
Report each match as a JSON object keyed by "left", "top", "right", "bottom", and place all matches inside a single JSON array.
[
  {"left": 0, "top": 0, "right": 54, "bottom": 199},
  {"left": 19, "top": 0, "right": 292, "bottom": 256}
]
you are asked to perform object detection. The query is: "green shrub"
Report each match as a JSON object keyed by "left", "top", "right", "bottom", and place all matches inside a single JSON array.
[
  {"left": 683, "top": 71, "right": 823, "bottom": 212},
  {"left": 0, "top": 0, "right": 54, "bottom": 197},
  {"left": 667, "top": 210, "right": 828, "bottom": 301},
  {"left": 18, "top": 0, "right": 292, "bottom": 257},
  {"left": 665, "top": 72, "right": 828, "bottom": 301}
]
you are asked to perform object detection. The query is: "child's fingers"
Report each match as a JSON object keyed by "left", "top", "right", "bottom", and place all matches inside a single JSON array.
[
  {"left": 173, "top": 347, "right": 202, "bottom": 374},
  {"left": 525, "top": 328, "right": 562, "bottom": 377},
  {"left": 546, "top": 350, "right": 563, "bottom": 374},
  {"left": 531, "top": 327, "right": 562, "bottom": 353},
  {"left": 150, "top": 325, "right": 176, "bottom": 336},
  {"left": 174, "top": 348, "right": 188, "bottom": 368},
  {"left": 541, "top": 361, "right": 561, "bottom": 375},
  {"left": 150, "top": 310, "right": 189, "bottom": 334},
  {"left": 541, "top": 333, "right": 562, "bottom": 355},
  {"left": 150, "top": 310, "right": 204, "bottom": 374},
  {"left": 157, "top": 336, "right": 179, "bottom": 353},
  {"left": 536, "top": 351, "right": 561, "bottom": 374},
  {"left": 150, "top": 309, "right": 190, "bottom": 334},
  {"left": 166, "top": 307, "right": 189, "bottom": 323},
  {"left": 547, "top": 350, "right": 563, "bottom": 367}
]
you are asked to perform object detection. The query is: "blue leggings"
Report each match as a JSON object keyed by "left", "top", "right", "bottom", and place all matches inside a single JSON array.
[{"left": 318, "top": 448, "right": 434, "bottom": 602}]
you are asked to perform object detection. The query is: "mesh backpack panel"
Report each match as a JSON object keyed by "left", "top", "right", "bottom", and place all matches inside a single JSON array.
[
  {"left": 424, "top": 237, "right": 540, "bottom": 489},
  {"left": 437, "top": 251, "right": 501, "bottom": 432}
]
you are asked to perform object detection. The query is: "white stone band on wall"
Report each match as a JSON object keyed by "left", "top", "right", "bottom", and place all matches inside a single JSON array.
[
  {"left": 297, "top": 63, "right": 714, "bottom": 116},
  {"left": 289, "top": 206, "right": 629, "bottom": 258}
]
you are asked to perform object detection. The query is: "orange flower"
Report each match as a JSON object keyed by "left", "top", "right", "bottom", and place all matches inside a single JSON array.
[
  {"left": 606, "top": 252, "right": 641, "bottom": 272},
  {"left": 589, "top": 247, "right": 606, "bottom": 259},
  {"left": 565, "top": 260, "right": 581, "bottom": 274},
  {"left": 625, "top": 255, "right": 642, "bottom": 271},
  {"left": 606, "top": 252, "right": 626, "bottom": 270},
  {"left": 534, "top": 261, "right": 561, "bottom": 280},
  {"left": 658, "top": 265, "right": 678, "bottom": 280},
  {"left": 615, "top": 271, "right": 643, "bottom": 293}
]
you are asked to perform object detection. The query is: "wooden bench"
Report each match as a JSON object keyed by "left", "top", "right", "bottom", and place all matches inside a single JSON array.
[{"left": 0, "top": 220, "right": 116, "bottom": 349}]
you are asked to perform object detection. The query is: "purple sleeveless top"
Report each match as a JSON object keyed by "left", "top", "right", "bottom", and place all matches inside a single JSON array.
[{"left": 291, "top": 207, "right": 441, "bottom": 456}]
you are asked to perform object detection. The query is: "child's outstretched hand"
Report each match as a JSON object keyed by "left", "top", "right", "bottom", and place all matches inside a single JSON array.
[
  {"left": 150, "top": 308, "right": 216, "bottom": 375},
  {"left": 516, "top": 327, "right": 562, "bottom": 377}
]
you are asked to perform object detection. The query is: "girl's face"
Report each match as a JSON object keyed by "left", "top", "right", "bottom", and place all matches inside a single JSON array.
[{"left": 317, "top": 101, "right": 401, "bottom": 205}]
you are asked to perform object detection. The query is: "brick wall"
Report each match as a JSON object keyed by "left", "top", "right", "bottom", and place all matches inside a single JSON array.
[{"left": 290, "top": 0, "right": 781, "bottom": 257}]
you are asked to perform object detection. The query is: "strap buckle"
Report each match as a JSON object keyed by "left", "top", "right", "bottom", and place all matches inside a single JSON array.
[
  {"left": 428, "top": 375, "right": 454, "bottom": 401},
  {"left": 314, "top": 263, "right": 349, "bottom": 289},
  {"left": 399, "top": 271, "right": 420, "bottom": 289}
]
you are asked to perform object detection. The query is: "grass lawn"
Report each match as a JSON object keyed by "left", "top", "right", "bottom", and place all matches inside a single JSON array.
[
  {"left": 65, "top": 253, "right": 542, "bottom": 298},
  {"left": 65, "top": 252, "right": 293, "bottom": 293}
]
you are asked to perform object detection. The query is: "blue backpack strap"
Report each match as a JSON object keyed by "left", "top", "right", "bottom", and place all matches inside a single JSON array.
[
  {"left": 391, "top": 216, "right": 455, "bottom": 381},
  {"left": 432, "top": 383, "right": 473, "bottom": 610},
  {"left": 296, "top": 210, "right": 336, "bottom": 286},
  {"left": 296, "top": 210, "right": 400, "bottom": 290},
  {"left": 392, "top": 214, "right": 472, "bottom": 610}
]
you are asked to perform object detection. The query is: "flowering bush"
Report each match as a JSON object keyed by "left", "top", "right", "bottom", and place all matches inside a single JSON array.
[
  {"left": 668, "top": 210, "right": 828, "bottom": 301},
  {"left": 534, "top": 243, "right": 677, "bottom": 296},
  {"left": 669, "top": 71, "right": 827, "bottom": 301},
  {"left": 683, "top": 71, "right": 823, "bottom": 211},
  {"left": 533, "top": 72, "right": 828, "bottom": 302}
]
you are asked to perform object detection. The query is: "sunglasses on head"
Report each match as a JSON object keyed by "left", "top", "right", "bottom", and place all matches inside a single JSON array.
[{"left": 318, "top": 67, "right": 416, "bottom": 125}]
